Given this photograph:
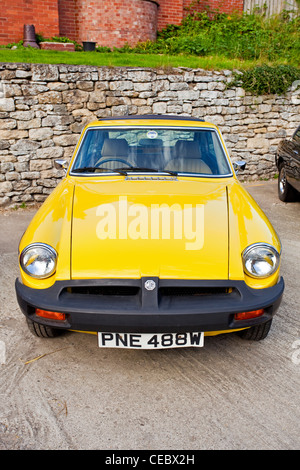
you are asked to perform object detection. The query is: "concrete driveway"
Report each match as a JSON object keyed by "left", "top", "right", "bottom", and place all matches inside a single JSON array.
[{"left": 0, "top": 180, "right": 299, "bottom": 450}]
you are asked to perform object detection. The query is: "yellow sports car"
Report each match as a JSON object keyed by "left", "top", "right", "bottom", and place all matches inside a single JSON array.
[{"left": 15, "top": 115, "right": 284, "bottom": 349}]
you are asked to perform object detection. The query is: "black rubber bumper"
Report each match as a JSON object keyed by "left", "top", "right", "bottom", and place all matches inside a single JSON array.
[{"left": 15, "top": 276, "right": 284, "bottom": 333}]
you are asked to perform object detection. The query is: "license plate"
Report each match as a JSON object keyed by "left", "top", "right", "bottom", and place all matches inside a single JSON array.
[{"left": 97, "top": 332, "right": 204, "bottom": 349}]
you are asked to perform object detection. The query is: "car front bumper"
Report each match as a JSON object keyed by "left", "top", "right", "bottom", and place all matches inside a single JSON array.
[{"left": 15, "top": 276, "right": 285, "bottom": 334}]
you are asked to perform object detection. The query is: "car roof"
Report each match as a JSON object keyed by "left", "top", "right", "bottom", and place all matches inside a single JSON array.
[
  {"left": 100, "top": 114, "right": 205, "bottom": 122},
  {"left": 85, "top": 115, "right": 218, "bottom": 130}
]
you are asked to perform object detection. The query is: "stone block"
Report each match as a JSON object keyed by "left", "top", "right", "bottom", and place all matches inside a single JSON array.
[
  {"left": 5, "top": 172, "right": 20, "bottom": 181},
  {"left": 0, "top": 181, "right": 13, "bottom": 195},
  {"left": 38, "top": 91, "right": 62, "bottom": 104},
  {"left": 21, "top": 84, "right": 49, "bottom": 96},
  {"left": 40, "top": 42, "right": 75, "bottom": 52},
  {"left": 17, "top": 118, "right": 42, "bottom": 130},
  {"left": 29, "top": 127, "right": 54, "bottom": 141},
  {"left": 53, "top": 134, "right": 80, "bottom": 147},
  {"left": 153, "top": 102, "right": 167, "bottom": 114},
  {"left": 10, "top": 139, "right": 41, "bottom": 155},
  {"left": 0, "top": 98, "right": 15, "bottom": 112},
  {"left": 36, "top": 147, "right": 64, "bottom": 159},
  {"left": 62, "top": 89, "right": 89, "bottom": 104},
  {"left": 21, "top": 171, "right": 40, "bottom": 180},
  {"left": 32, "top": 64, "right": 59, "bottom": 82},
  {"left": 247, "top": 137, "right": 269, "bottom": 149},
  {"left": 30, "top": 160, "right": 53, "bottom": 171},
  {"left": 0, "top": 129, "right": 28, "bottom": 140},
  {"left": 0, "top": 119, "right": 17, "bottom": 130}
]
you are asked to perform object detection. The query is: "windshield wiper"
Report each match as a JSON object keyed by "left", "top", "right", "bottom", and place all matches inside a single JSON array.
[
  {"left": 72, "top": 166, "right": 177, "bottom": 177},
  {"left": 117, "top": 167, "right": 178, "bottom": 176},
  {"left": 72, "top": 167, "right": 127, "bottom": 175}
]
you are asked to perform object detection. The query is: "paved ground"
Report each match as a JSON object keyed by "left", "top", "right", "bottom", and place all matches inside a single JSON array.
[{"left": 0, "top": 180, "right": 299, "bottom": 450}]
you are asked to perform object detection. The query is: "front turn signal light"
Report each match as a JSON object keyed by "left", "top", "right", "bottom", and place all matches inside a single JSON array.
[
  {"left": 234, "top": 309, "right": 264, "bottom": 321},
  {"left": 36, "top": 308, "right": 66, "bottom": 321}
]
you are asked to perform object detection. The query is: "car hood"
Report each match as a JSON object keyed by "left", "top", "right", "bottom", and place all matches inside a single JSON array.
[
  {"left": 71, "top": 178, "right": 230, "bottom": 280},
  {"left": 19, "top": 176, "right": 281, "bottom": 288}
]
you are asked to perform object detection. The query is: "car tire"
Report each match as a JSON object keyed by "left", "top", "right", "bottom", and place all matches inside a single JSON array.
[
  {"left": 26, "top": 318, "right": 62, "bottom": 338},
  {"left": 237, "top": 319, "right": 272, "bottom": 341},
  {"left": 278, "top": 163, "right": 297, "bottom": 202}
]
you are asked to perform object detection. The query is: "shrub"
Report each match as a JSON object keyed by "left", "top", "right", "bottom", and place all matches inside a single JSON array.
[
  {"left": 135, "top": 10, "right": 300, "bottom": 63},
  {"left": 227, "top": 65, "right": 300, "bottom": 95}
]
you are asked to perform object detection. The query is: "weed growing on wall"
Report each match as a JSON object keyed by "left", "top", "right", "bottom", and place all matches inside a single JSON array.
[{"left": 227, "top": 65, "right": 300, "bottom": 95}]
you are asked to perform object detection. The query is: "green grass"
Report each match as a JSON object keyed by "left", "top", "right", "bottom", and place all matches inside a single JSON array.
[
  {"left": 0, "top": 11, "right": 298, "bottom": 73},
  {"left": 0, "top": 47, "right": 293, "bottom": 71}
]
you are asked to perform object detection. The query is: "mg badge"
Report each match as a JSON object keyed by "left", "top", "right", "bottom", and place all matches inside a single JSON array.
[{"left": 144, "top": 280, "right": 156, "bottom": 291}]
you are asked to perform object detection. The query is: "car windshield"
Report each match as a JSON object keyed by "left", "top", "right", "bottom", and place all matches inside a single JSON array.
[{"left": 71, "top": 127, "right": 231, "bottom": 176}]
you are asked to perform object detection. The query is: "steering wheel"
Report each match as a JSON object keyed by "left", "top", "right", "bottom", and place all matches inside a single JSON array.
[{"left": 97, "top": 158, "right": 134, "bottom": 168}]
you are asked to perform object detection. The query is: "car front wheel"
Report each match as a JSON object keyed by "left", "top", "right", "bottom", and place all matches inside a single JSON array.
[
  {"left": 26, "top": 318, "right": 63, "bottom": 338},
  {"left": 237, "top": 319, "right": 272, "bottom": 341}
]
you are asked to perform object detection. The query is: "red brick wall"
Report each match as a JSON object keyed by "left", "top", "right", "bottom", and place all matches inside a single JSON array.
[
  {"left": 157, "top": 0, "right": 183, "bottom": 31},
  {"left": 0, "top": 0, "right": 244, "bottom": 47},
  {"left": 58, "top": 0, "right": 76, "bottom": 40},
  {"left": 59, "top": 0, "right": 244, "bottom": 47},
  {"left": 158, "top": 1, "right": 244, "bottom": 29},
  {"left": 73, "top": 0, "right": 158, "bottom": 48},
  {"left": 182, "top": 0, "right": 243, "bottom": 16},
  {"left": 0, "top": 0, "right": 59, "bottom": 45}
]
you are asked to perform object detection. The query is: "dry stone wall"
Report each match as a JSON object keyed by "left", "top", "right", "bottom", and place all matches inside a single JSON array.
[{"left": 0, "top": 62, "right": 299, "bottom": 207}]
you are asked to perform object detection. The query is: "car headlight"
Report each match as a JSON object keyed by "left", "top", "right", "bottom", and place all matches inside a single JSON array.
[
  {"left": 20, "top": 243, "right": 57, "bottom": 279},
  {"left": 242, "top": 243, "right": 280, "bottom": 279}
]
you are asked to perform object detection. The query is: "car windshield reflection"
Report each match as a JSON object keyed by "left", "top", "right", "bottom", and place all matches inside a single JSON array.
[{"left": 71, "top": 127, "right": 232, "bottom": 176}]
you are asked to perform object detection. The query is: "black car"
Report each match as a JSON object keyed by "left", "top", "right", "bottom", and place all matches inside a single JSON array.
[{"left": 276, "top": 125, "right": 300, "bottom": 202}]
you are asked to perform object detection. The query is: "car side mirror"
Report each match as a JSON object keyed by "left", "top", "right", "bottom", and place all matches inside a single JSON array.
[
  {"left": 54, "top": 159, "right": 68, "bottom": 172},
  {"left": 233, "top": 161, "right": 246, "bottom": 173}
]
